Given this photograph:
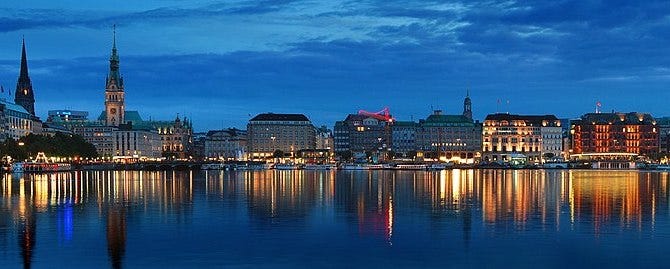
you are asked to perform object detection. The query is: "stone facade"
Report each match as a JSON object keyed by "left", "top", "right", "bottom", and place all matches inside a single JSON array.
[
  {"left": 247, "top": 113, "right": 316, "bottom": 159},
  {"left": 482, "top": 113, "right": 562, "bottom": 163}
]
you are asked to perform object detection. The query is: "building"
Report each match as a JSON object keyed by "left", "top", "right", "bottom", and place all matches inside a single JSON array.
[
  {"left": 47, "top": 110, "right": 89, "bottom": 123},
  {"left": 656, "top": 117, "right": 670, "bottom": 154},
  {"left": 334, "top": 111, "right": 393, "bottom": 155},
  {"left": 416, "top": 110, "right": 482, "bottom": 163},
  {"left": 315, "top": 125, "right": 333, "bottom": 151},
  {"left": 104, "top": 27, "right": 125, "bottom": 126},
  {"left": 247, "top": 113, "right": 316, "bottom": 159},
  {"left": 571, "top": 112, "right": 658, "bottom": 157},
  {"left": 482, "top": 114, "right": 562, "bottom": 164},
  {"left": 0, "top": 99, "right": 33, "bottom": 141},
  {"left": 73, "top": 125, "right": 117, "bottom": 156},
  {"left": 204, "top": 128, "right": 247, "bottom": 160},
  {"left": 392, "top": 121, "right": 418, "bottom": 156},
  {"left": 111, "top": 124, "right": 162, "bottom": 159},
  {"left": 152, "top": 116, "right": 193, "bottom": 159}
]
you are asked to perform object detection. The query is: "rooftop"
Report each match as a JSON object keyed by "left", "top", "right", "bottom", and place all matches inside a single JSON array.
[{"left": 250, "top": 113, "right": 310, "bottom": 122}]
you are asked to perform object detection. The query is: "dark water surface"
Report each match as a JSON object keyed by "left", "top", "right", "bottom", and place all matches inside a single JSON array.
[{"left": 1, "top": 170, "right": 669, "bottom": 268}]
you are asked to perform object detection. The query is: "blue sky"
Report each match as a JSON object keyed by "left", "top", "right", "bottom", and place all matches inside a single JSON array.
[{"left": 0, "top": 1, "right": 669, "bottom": 131}]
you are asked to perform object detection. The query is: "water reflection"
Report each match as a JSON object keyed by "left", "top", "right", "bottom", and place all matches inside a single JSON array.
[{"left": 0, "top": 169, "right": 669, "bottom": 268}]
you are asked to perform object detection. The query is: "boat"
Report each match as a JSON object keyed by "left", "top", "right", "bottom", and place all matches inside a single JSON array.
[
  {"left": 201, "top": 163, "right": 226, "bottom": 170},
  {"left": 274, "top": 163, "right": 300, "bottom": 170},
  {"left": 396, "top": 164, "right": 427, "bottom": 170},
  {"left": 427, "top": 163, "right": 452, "bottom": 170},
  {"left": 11, "top": 162, "right": 71, "bottom": 173},
  {"left": 542, "top": 162, "right": 569, "bottom": 169},
  {"left": 340, "top": 163, "right": 370, "bottom": 170},
  {"left": 304, "top": 164, "right": 334, "bottom": 170},
  {"left": 655, "top": 164, "right": 670, "bottom": 171}
]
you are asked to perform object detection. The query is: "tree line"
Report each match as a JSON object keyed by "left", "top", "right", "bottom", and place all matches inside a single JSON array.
[{"left": 0, "top": 133, "right": 98, "bottom": 161}]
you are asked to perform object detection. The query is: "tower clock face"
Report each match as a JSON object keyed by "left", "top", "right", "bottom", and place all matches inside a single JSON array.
[{"left": 110, "top": 108, "right": 117, "bottom": 114}]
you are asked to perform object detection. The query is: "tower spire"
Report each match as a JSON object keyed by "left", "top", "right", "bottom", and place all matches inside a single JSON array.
[{"left": 15, "top": 38, "right": 35, "bottom": 115}]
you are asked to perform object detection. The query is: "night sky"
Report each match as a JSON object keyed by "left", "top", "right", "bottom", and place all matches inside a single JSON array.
[{"left": 0, "top": 1, "right": 668, "bottom": 131}]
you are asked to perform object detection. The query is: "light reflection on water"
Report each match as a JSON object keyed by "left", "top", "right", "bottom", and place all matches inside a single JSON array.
[{"left": 0, "top": 170, "right": 669, "bottom": 268}]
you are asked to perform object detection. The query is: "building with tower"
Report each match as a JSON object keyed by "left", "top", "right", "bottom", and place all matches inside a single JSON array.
[
  {"left": 0, "top": 39, "right": 42, "bottom": 141},
  {"left": 103, "top": 26, "right": 125, "bottom": 126}
]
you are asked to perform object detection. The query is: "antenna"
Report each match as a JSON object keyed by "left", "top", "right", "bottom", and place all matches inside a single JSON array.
[{"left": 596, "top": 101, "right": 602, "bottom": 114}]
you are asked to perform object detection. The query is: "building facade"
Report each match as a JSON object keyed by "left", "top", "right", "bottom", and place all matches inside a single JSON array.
[
  {"left": 416, "top": 110, "right": 482, "bottom": 163},
  {"left": 482, "top": 114, "right": 562, "bottom": 163},
  {"left": 334, "top": 114, "right": 393, "bottom": 154},
  {"left": 571, "top": 112, "right": 658, "bottom": 156},
  {"left": 153, "top": 116, "right": 193, "bottom": 159},
  {"left": 47, "top": 110, "right": 89, "bottom": 123},
  {"left": 392, "top": 121, "right": 418, "bottom": 156},
  {"left": 73, "top": 125, "right": 117, "bottom": 156},
  {"left": 656, "top": 117, "right": 670, "bottom": 154},
  {"left": 204, "top": 128, "right": 247, "bottom": 160},
  {"left": 247, "top": 113, "right": 316, "bottom": 159},
  {"left": 111, "top": 126, "right": 162, "bottom": 159},
  {"left": 0, "top": 99, "right": 33, "bottom": 141}
]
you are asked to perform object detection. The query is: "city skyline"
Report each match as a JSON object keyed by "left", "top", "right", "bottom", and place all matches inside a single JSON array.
[{"left": 1, "top": 1, "right": 669, "bottom": 131}]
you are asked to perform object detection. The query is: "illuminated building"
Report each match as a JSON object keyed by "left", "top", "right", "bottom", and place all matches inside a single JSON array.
[
  {"left": 247, "top": 113, "right": 316, "bottom": 159},
  {"left": 0, "top": 99, "right": 33, "bottom": 141},
  {"left": 0, "top": 39, "right": 43, "bottom": 141},
  {"left": 204, "top": 128, "right": 247, "bottom": 160},
  {"left": 334, "top": 109, "right": 394, "bottom": 156},
  {"left": 416, "top": 110, "right": 482, "bottom": 163},
  {"left": 482, "top": 114, "right": 562, "bottom": 163},
  {"left": 571, "top": 112, "right": 658, "bottom": 157},
  {"left": 152, "top": 115, "right": 194, "bottom": 159}
]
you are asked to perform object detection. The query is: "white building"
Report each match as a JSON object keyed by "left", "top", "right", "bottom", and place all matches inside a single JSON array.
[{"left": 0, "top": 99, "right": 33, "bottom": 141}]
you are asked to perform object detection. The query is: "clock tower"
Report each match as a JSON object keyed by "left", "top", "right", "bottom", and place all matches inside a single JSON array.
[{"left": 105, "top": 25, "right": 125, "bottom": 126}]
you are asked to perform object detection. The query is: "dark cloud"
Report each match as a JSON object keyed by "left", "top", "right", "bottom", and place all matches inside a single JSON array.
[{"left": 2, "top": 0, "right": 670, "bottom": 130}]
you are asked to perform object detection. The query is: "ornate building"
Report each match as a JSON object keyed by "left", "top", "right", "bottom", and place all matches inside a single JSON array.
[
  {"left": 482, "top": 114, "right": 562, "bottom": 164},
  {"left": 104, "top": 27, "right": 125, "bottom": 126},
  {"left": 416, "top": 110, "right": 482, "bottom": 163},
  {"left": 14, "top": 39, "right": 35, "bottom": 116},
  {"left": 153, "top": 115, "right": 193, "bottom": 159}
]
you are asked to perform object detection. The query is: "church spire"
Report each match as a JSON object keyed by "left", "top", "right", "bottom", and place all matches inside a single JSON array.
[{"left": 15, "top": 38, "right": 35, "bottom": 115}]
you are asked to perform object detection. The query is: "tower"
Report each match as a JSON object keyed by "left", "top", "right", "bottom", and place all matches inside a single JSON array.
[
  {"left": 105, "top": 25, "right": 125, "bottom": 126},
  {"left": 15, "top": 39, "right": 35, "bottom": 115},
  {"left": 463, "top": 89, "right": 472, "bottom": 120}
]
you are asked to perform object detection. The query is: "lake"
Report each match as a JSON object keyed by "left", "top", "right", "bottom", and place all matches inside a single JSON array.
[{"left": 1, "top": 169, "right": 669, "bottom": 268}]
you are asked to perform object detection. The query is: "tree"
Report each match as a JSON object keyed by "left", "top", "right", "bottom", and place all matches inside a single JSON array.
[
  {"left": 406, "top": 150, "right": 418, "bottom": 159},
  {"left": 272, "top": 149, "right": 285, "bottom": 158},
  {"left": 337, "top": 150, "right": 353, "bottom": 161}
]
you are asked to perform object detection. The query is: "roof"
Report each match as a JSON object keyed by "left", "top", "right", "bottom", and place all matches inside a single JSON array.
[
  {"left": 249, "top": 113, "right": 310, "bottom": 122},
  {"left": 0, "top": 99, "right": 30, "bottom": 115},
  {"left": 575, "top": 112, "right": 656, "bottom": 125},
  {"left": 485, "top": 113, "right": 559, "bottom": 126},
  {"left": 393, "top": 121, "right": 418, "bottom": 127},
  {"left": 97, "top": 110, "right": 144, "bottom": 123},
  {"left": 206, "top": 128, "right": 247, "bottom": 137},
  {"left": 424, "top": 114, "right": 472, "bottom": 124}
]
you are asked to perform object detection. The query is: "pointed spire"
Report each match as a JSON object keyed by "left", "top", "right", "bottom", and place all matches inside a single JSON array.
[
  {"left": 466, "top": 88, "right": 470, "bottom": 98},
  {"left": 15, "top": 37, "right": 35, "bottom": 115},
  {"left": 107, "top": 24, "right": 122, "bottom": 89}
]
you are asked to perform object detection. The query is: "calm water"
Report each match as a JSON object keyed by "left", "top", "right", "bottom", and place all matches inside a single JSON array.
[{"left": 1, "top": 169, "right": 669, "bottom": 268}]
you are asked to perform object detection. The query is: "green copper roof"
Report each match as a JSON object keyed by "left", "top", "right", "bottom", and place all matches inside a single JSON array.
[
  {"left": 97, "top": 110, "right": 143, "bottom": 124},
  {"left": 424, "top": 114, "right": 473, "bottom": 124}
]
